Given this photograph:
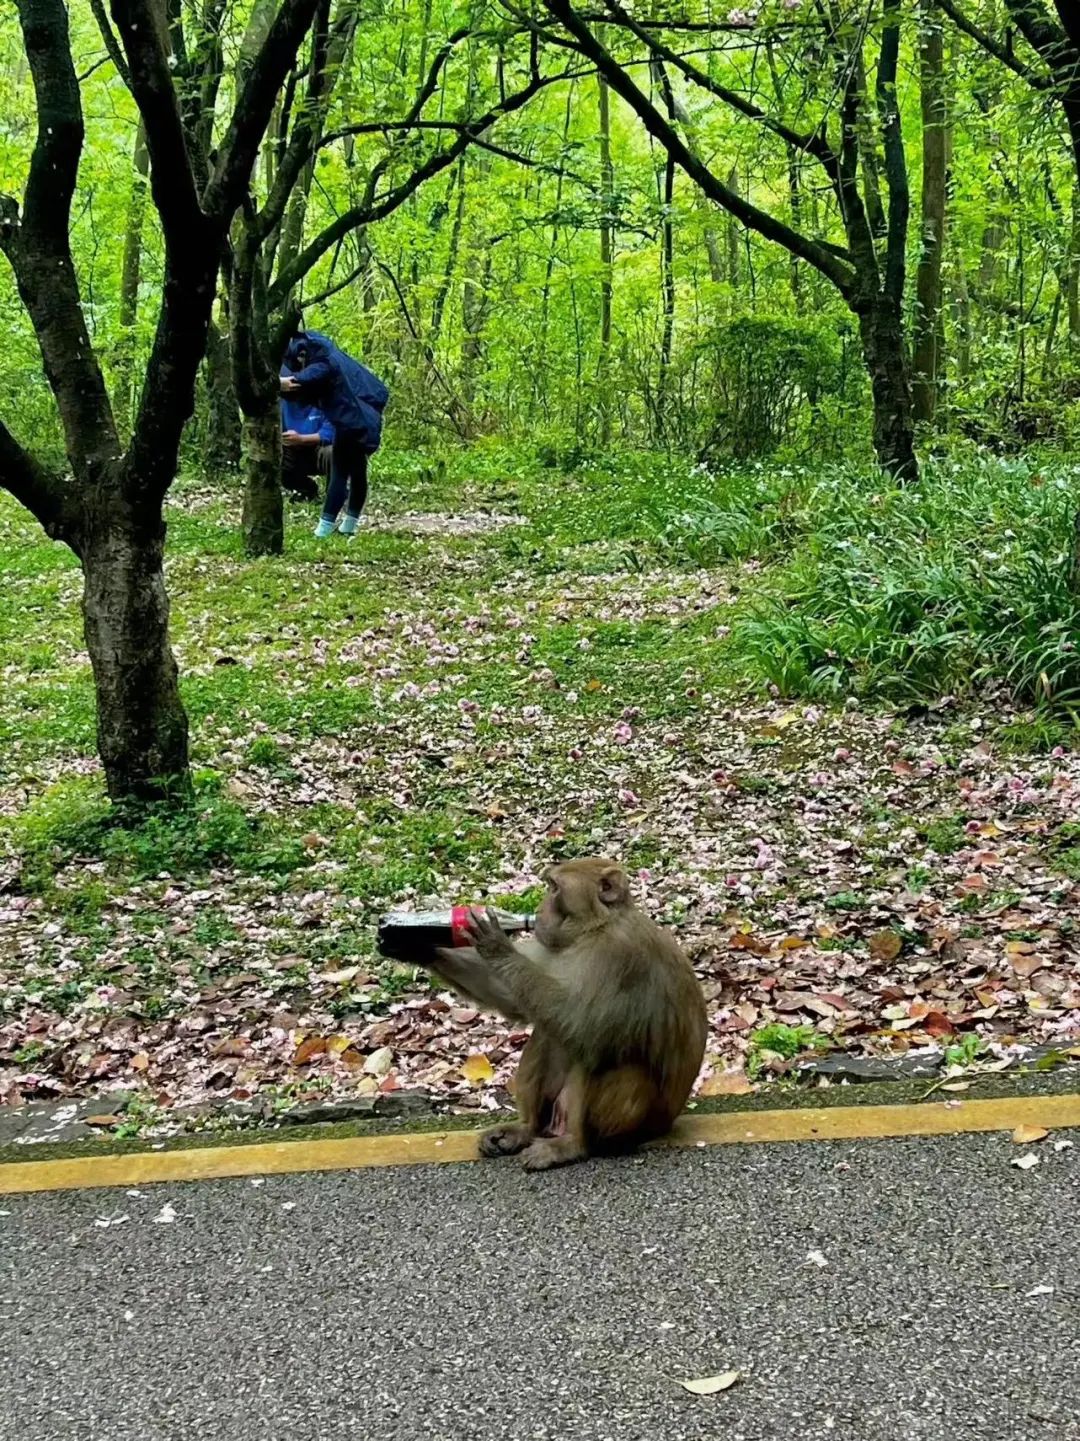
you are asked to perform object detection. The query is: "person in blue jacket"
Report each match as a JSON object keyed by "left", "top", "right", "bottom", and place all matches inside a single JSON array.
[
  {"left": 280, "top": 330, "right": 389, "bottom": 538},
  {"left": 279, "top": 381, "right": 334, "bottom": 502}
]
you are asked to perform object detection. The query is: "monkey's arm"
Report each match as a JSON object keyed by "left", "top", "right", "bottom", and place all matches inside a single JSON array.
[
  {"left": 463, "top": 911, "right": 575, "bottom": 1037},
  {"left": 432, "top": 946, "right": 529, "bottom": 1022}
]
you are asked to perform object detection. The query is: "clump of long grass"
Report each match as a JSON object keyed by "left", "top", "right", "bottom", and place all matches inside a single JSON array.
[{"left": 725, "top": 453, "right": 1080, "bottom": 708}]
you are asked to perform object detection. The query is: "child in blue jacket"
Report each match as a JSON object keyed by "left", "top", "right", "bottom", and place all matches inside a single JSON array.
[
  {"left": 279, "top": 384, "right": 334, "bottom": 501},
  {"left": 281, "top": 330, "right": 389, "bottom": 538}
]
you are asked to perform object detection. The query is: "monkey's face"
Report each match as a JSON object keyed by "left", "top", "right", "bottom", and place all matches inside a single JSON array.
[{"left": 534, "top": 860, "right": 630, "bottom": 949}]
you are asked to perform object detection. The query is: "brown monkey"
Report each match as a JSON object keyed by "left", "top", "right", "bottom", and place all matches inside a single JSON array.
[{"left": 431, "top": 859, "right": 707, "bottom": 1171}]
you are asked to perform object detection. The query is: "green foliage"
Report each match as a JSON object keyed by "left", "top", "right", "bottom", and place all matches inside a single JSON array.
[
  {"left": 748, "top": 1021, "right": 830, "bottom": 1078},
  {"left": 670, "top": 315, "right": 857, "bottom": 461},
  {"left": 11, "top": 773, "right": 309, "bottom": 890},
  {"left": 944, "top": 1034, "right": 989, "bottom": 1068},
  {"left": 728, "top": 454, "right": 1080, "bottom": 709}
]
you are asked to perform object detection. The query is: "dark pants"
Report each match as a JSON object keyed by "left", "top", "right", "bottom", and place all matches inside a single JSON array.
[
  {"left": 281, "top": 444, "right": 330, "bottom": 501},
  {"left": 322, "top": 432, "right": 370, "bottom": 521}
]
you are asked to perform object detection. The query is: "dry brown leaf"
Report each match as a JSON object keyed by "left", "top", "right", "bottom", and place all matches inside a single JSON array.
[
  {"left": 326, "top": 1034, "right": 353, "bottom": 1055},
  {"left": 292, "top": 1036, "right": 327, "bottom": 1066},
  {"left": 1008, "top": 952, "right": 1045, "bottom": 980},
  {"left": 680, "top": 1371, "right": 741, "bottom": 1396},
  {"left": 129, "top": 1052, "right": 150, "bottom": 1072},
  {"left": 211, "top": 1037, "right": 249, "bottom": 1059},
  {"left": 460, "top": 1053, "right": 495, "bottom": 1084},
  {"left": 869, "top": 930, "right": 902, "bottom": 962},
  {"left": 698, "top": 1070, "right": 753, "bottom": 1097},
  {"left": 85, "top": 1114, "right": 121, "bottom": 1128},
  {"left": 1011, "top": 1125, "right": 1049, "bottom": 1145}
]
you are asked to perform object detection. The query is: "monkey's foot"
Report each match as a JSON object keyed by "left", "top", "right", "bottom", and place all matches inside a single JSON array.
[
  {"left": 479, "top": 1124, "right": 533, "bottom": 1158},
  {"left": 521, "top": 1137, "right": 586, "bottom": 1172}
]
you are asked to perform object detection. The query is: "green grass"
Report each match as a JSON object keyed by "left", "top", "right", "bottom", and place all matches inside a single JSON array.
[{"left": 726, "top": 453, "right": 1080, "bottom": 711}]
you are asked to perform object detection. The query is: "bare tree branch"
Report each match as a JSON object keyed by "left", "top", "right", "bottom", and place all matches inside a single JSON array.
[
  {"left": 1, "top": 0, "right": 119, "bottom": 483},
  {"left": 933, "top": 0, "right": 1052, "bottom": 86},
  {"left": 539, "top": 0, "right": 857, "bottom": 294},
  {"left": 269, "top": 67, "right": 572, "bottom": 305},
  {"left": 0, "top": 416, "right": 76, "bottom": 548},
  {"left": 203, "top": 0, "right": 325, "bottom": 223}
]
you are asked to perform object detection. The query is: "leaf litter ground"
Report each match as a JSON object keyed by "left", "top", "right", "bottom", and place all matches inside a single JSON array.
[{"left": 1, "top": 462, "right": 1079, "bottom": 1133}]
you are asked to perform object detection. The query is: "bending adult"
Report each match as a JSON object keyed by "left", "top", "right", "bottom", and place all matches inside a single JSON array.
[{"left": 281, "top": 330, "right": 389, "bottom": 538}]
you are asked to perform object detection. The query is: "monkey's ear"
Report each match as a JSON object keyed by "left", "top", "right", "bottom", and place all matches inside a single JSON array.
[{"left": 596, "top": 866, "right": 630, "bottom": 906}]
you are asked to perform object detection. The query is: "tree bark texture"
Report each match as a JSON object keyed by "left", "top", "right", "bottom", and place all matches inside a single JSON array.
[
  {"left": 82, "top": 505, "right": 191, "bottom": 803},
  {"left": 858, "top": 297, "right": 918, "bottom": 483},
  {"left": 241, "top": 406, "right": 284, "bottom": 557},
  {"left": 912, "top": 1, "right": 948, "bottom": 425},
  {"left": 205, "top": 318, "right": 243, "bottom": 471}
]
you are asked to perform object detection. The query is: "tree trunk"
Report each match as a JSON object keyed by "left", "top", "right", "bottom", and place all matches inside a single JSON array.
[
  {"left": 205, "top": 319, "right": 242, "bottom": 472},
  {"left": 241, "top": 405, "right": 284, "bottom": 557},
  {"left": 912, "top": 1, "right": 948, "bottom": 425},
  {"left": 857, "top": 297, "right": 918, "bottom": 483},
  {"left": 657, "top": 151, "right": 676, "bottom": 442},
  {"left": 597, "top": 65, "right": 615, "bottom": 445},
  {"left": 115, "top": 120, "right": 149, "bottom": 437},
  {"left": 82, "top": 498, "right": 191, "bottom": 805}
]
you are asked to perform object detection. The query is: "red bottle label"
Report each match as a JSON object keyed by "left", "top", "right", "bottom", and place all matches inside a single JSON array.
[{"left": 450, "top": 905, "right": 472, "bottom": 946}]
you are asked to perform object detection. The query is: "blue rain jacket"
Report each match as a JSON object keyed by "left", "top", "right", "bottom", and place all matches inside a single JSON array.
[{"left": 283, "top": 331, "right": 388, "bottom": 452}]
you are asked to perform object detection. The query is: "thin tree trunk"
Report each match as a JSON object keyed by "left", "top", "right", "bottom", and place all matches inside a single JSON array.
[
  {"left": 116, "top": 119, "right": 149, "bottom": 437},
  {"left": 725, "top": 165, "right": 740, "bottom": 298},
  {"left": 658, "top": 152, "right": 675, "bottom": 439},
  {"left": 82, "top": 501, "right": 191, "bottom": 804},
  {"left": 241, "top": 405, "right": 284, "bottom": 557},
  {"left": 598, "top": 65, "right": 614, "bottom": 445},
  {"left": 431, "top": 163, "right": 465, "bottom": 347},
  {"left": 537, "top": 84, "right": 575, "bottom": 402},
  {"left": 912, "top": 0, "right": 948, "bottom": 425},
  {"left": 205, "top": 318, "right": 242, "bottom": 472},
  {"left": 858, "top": 297, "right": 918, "bottom": 483},
  {"left": 1069, "top": 184, "right": 1080, "bottom": 348}
]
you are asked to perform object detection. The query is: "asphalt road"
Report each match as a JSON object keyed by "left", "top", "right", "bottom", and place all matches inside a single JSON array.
[{"left": 1, "top": 1131, "right": 1078, "bottom": 1441}]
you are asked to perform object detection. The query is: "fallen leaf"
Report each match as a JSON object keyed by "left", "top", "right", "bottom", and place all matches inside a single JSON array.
[
  {"left": 698, "top": 1070, "right": 753, "bottom": 1097},
  {"left": 211, "top": 1037, "right": 249, "bottom": 1059},
  {"left": 679, "top": 1371, "right": 741, "bottom": 1396},
  {"left": 85, "top": 1114, "right": 122, "bottom": 1128},
  {"left": 460, "top": 1053, "right": 495, "bottom": 1084},
  {"left": 326, "top": 1034, "right": 353, "bottom": 1055},
  {"left": 292, "top": 1036, "right": 327, "bottom": 1066},
  {"left": 939, "top": 1081, "right": 971, "bottom": 1093},
  {"left": 129, "top": 1052, "right": 150, "bottom": 1072},
  {"left": 319, "top": 966, "right": 360, "bottom": 985},
  {"left": 922, "top": 1012, "right": 955, "bottom": 1038},
  {"left": 364, "top": 1046, "right": 394, "bottom": 1077},
  {"left": 869, "top": 930, "right": 902, "bottom": 962},
  {"left": 1012, "top": 1125, "right": 1049, "bottom": 1145},
  {"left": 1010, "top": 1153, "right": 1040, "bottom": 1171}
]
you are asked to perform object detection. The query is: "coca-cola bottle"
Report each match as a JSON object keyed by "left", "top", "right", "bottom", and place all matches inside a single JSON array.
[{"left": 376, "top": 906, "right": 535, "bottom": 963}]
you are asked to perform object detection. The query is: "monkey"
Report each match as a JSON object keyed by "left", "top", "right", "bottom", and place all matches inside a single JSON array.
[{"left": 430, "top": 859, "right": 707, "bottom": 1172}]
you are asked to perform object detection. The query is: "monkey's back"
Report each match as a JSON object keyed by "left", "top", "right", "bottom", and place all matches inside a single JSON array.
[{"left": 562, "top": 907, "right": 706, "bottom": 1116}]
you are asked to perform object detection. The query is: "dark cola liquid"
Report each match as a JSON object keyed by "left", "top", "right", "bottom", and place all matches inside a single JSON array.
[{"left": 377, "top": 907, "right": 535, "bottom": 963}]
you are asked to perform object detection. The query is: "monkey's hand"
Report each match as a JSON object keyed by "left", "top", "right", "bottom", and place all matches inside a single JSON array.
[{"left": 464, "top": 907, "right": 516, "bottom": 962}]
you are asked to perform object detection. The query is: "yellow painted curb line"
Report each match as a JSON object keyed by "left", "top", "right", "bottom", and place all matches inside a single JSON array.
[{"left": 1, "top": 1092, "right": 1078, "bottom": 1196}]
